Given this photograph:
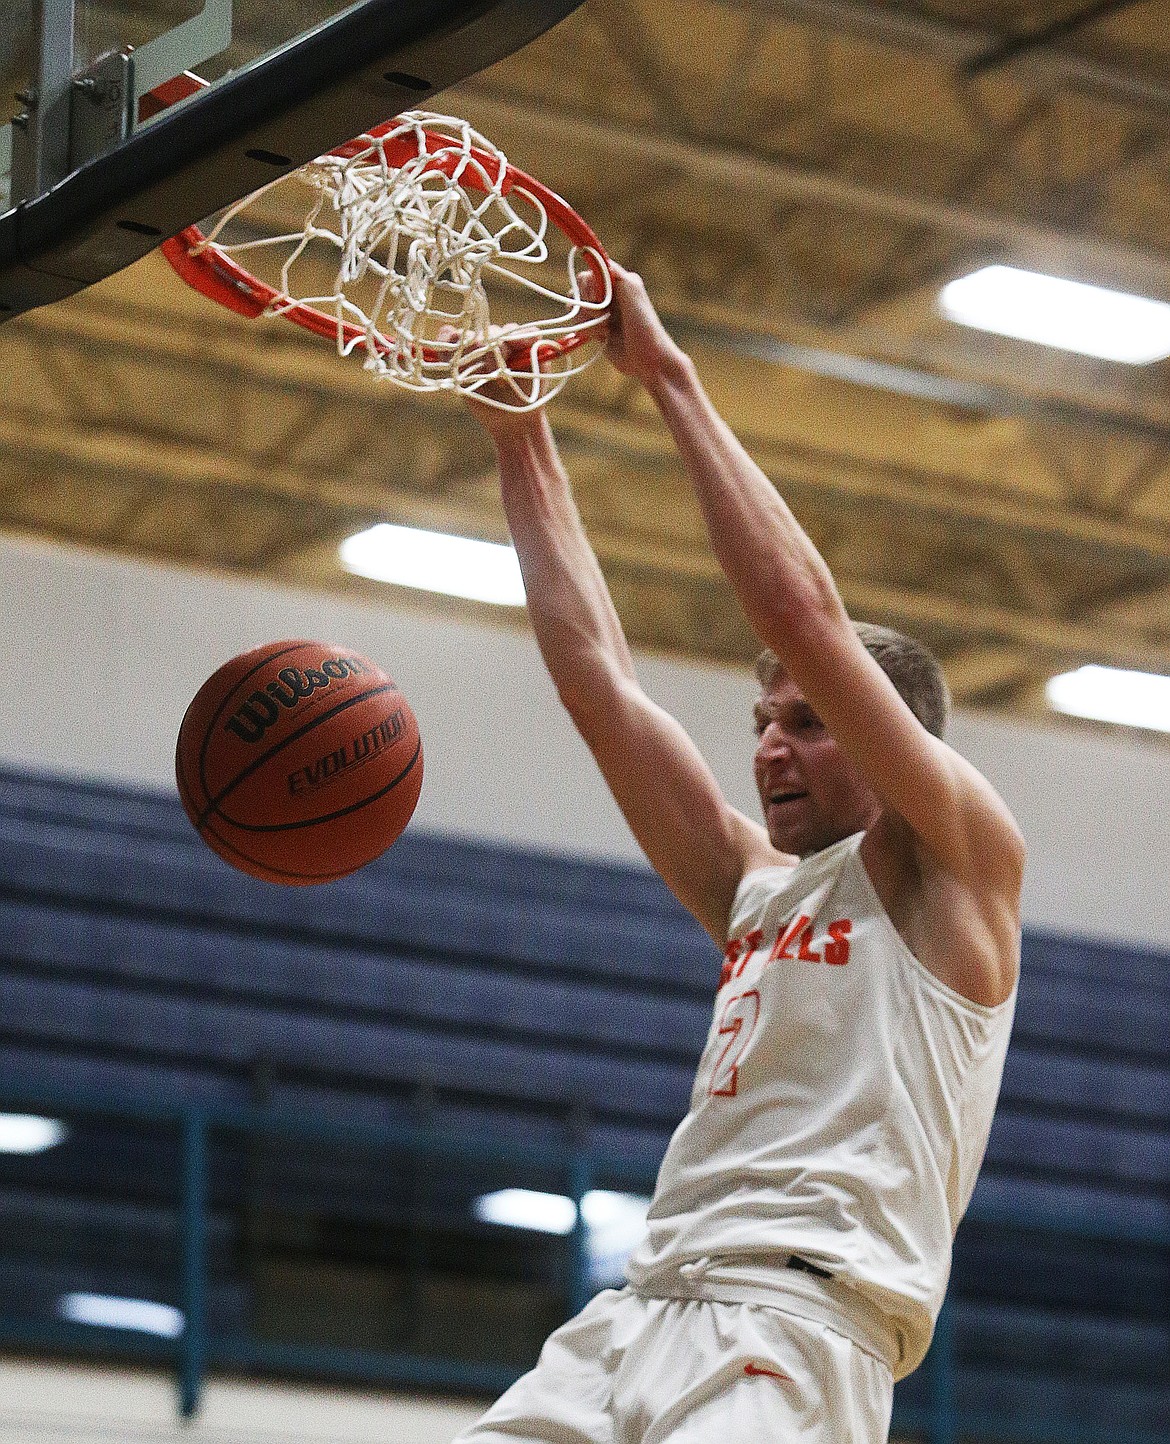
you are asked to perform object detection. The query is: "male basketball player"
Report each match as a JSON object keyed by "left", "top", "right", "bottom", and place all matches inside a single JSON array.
[{"left": 453, "top": 264, "right": 1024, "bottom": 1443}]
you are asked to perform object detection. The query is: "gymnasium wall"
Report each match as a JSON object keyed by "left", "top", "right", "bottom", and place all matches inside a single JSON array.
[{"left": 0, "top": 527, "right": 1167, "bottom": 951}]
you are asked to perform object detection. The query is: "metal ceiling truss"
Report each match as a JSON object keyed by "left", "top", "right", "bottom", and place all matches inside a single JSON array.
[{"left": 722, "top": 0, "right": 1170, "bottom": 115}]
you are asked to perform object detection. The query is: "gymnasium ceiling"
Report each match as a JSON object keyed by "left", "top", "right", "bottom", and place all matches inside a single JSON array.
[{"left": 5, "top": 0, "right": 1170, "bottom": 736}]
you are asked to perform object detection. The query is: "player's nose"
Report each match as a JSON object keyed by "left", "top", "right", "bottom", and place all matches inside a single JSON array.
[{"left": 755, "top": 722, "right": 793, "bottom": 759}]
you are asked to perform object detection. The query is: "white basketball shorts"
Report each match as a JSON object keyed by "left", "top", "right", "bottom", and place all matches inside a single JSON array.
[{"left": 450, "top": 1286, "right": 894, "bottom": 1444}]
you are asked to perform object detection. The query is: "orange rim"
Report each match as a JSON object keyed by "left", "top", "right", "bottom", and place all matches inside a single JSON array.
[{"left": 161, "top": 119, "right": 610, "bottom": 362}]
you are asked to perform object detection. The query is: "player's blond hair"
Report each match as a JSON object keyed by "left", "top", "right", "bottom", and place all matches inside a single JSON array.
[{"left": 755, "top": 622, "right": 951, "bottom": 739}]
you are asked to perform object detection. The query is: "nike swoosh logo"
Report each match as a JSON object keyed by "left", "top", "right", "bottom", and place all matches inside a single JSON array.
[{"left": 744, "top": 1363, "right": 793, "bottom": 1382}]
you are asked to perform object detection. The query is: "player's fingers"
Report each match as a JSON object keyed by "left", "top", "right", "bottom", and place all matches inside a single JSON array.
[
  {"left": 577, "top": 265, "right": 612, "bottom": 306},
  {"left": 618, "top": 270, "right": 653, "bottom": 313}
]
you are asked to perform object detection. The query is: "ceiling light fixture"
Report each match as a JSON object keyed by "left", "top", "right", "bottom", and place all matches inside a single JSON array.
[
  {"left": 59, "top": 1293, "right": 184, "bottom": 1338},
  {"left": 1046, "top": 664, "right": 1170, "bottom": 733},
  {"left": 339, "top": 522, "right": 526, "bottom": 606},
  {"left": 939, "top": 265, "right": 1170, "bottom": 364},
  {"left": 0, "top": 1114, "right": 68, "bottom": 1154}
]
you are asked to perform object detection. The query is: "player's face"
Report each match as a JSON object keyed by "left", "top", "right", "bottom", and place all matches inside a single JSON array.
[{"left": 752, "top": 671, "right": 882, "bottom": 857}]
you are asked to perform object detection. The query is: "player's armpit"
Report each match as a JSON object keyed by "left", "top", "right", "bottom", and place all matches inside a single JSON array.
[
  {"left": 569, "top": 676, "right": 781, "bottom": 946},
  {"left": 863, "top": 804, "right": 1022, "bottom": 1006}
]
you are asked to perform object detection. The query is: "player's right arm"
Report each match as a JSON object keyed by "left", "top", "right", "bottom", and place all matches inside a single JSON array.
[{"left": 482, "top": 406, "right": 778, "bottom": 944}]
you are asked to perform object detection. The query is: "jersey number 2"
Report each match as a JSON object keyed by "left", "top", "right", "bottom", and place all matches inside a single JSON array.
[{"left": 708, "top": 989, "right": 761, "bottom": 1098}]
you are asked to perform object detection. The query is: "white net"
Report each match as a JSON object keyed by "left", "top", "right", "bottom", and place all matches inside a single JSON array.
[{"left": 191, "top": 111, "right": 611, "bottom": 410}]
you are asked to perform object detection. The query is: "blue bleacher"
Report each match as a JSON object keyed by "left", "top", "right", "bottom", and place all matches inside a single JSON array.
[{"left": 0, "top": 764, "right": 1167, "bottom": 1438}]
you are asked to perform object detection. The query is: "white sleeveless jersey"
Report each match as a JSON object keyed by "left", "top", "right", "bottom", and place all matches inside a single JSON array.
[{"left": 625, "top": 831, "right": 1017, "bottom": 1378}]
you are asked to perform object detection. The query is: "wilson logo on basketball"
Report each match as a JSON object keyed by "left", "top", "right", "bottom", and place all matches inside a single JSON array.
[
  {"left": 287, "top": 709, "right": 406, "bottom": 795},
  {"left": 224, "top": 657, "right": 377, "bottom": 744}
]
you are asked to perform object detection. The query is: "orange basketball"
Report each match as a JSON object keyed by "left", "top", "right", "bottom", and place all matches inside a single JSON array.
[{"left": 175, "top": 640, "right": 423, "bottom": 885}]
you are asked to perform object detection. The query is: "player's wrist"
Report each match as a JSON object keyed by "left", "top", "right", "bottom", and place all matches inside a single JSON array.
[
  {"left": 641, "top": 341, "right": 698, "bottom": 402},
  {"left": 489, "top": 407, "right": 556, "bottom": 457}
]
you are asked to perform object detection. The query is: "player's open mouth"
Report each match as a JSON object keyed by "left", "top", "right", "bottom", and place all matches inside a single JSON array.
[{"left": 769, "top": 791, "right": 807, "bottom": 805}]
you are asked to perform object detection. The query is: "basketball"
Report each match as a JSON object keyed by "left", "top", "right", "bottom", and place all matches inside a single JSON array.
[{"left": 175, "top": 640, "right": 423, "bottom": 885}]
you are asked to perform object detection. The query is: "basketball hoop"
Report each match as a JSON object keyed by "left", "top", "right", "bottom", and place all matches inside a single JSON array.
[{"left": 162, "top": 111, "right": 612, "bottom": 411}]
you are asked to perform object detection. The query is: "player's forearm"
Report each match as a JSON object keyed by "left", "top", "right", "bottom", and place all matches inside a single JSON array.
[
  {"left": 495, "top": 415, "right": 637, "bottom": 710},
  {"left": 646, "top": 350, "right": 847, "bottom": 653}
]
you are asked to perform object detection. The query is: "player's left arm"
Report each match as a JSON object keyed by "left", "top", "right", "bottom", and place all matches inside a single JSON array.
[{"left": 605, "top": 266, "right": 1024, "bottom": 1000}]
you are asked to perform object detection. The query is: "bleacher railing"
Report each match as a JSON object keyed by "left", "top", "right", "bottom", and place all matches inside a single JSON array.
[{"left": 0, "top": 1084, "right": 1166, "bottom": 1444}]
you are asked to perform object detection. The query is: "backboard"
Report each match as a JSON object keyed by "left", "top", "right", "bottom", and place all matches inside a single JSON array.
[{"left": 0, "top": 0, "right": 586, "bottom": 323}]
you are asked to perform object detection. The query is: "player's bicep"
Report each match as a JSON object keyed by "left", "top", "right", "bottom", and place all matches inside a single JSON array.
[
  {"left": 572, "top": 680, "right": 770, "bottom": 943},
  {"left": 786, "top": 620, "right": 1024, "bottom": 887}
]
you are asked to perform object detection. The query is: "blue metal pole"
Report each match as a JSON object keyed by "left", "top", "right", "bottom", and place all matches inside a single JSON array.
[
  {"left": 568, "top": 1155, "right": 592, "bottom": 1318},
  {"left": 928, "top": 1298, "right": 957, "bottom": 1444},
  {"left": 179, "top": 1109, "right": 208, "bottom": 1420}
]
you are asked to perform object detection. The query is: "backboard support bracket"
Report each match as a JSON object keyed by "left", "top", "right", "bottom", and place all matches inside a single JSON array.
[{"left": 69, "top": 49, "right": 135, "bottom": 173}]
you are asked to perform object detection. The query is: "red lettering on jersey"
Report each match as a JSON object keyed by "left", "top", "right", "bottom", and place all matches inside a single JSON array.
[
  {"left": 734, "top": 927, "right": 764, "bottom": 978},
  {"left": 719, "top": 938, "right": 743, "bottom": 990},
  {"left": 770, "top": 914, "right": 810, "bottom": 962},
  {"left": 824, "top": 919, "right": 852, "bottom": 966},
  {"left": 796, "top": 925, "right": 821, "bottom": 962}
]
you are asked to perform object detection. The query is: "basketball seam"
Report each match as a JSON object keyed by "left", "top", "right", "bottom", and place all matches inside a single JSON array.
[
  {"left": 197, "top": 812, "right": 356, "bottom": 883},
  {"left": 196, "top": 681, "right": 401, "bottom": 828},
  {"left": 195, "top": 640, "right": 315, "bottom": 806},
  {"left": 210, "top": 737, "right": 422, "bottom": 834}
]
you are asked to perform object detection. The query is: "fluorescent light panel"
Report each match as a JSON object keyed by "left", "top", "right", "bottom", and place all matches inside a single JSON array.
[
  {"left": 473, "top": 1187, "right": 652, "bottom": 1288},
  {"left": 475, "top": 1187, "right": 577, "bottom": 1234},
  {"left": 59, "top": 1292, "right": 184, "bottom": 1338},
  {"left": 473, "top": 1188, "right": 650, "bottom": 1238},
  {"left": 0, "top": 1113, "right": 67, "bottom": 1154},
  {"left": 1047, "top": 665, "right": 1170, "bottom": 733},
  {"left": 939, "top": 265, "right": 1170, "bottom": 364},
  {"left": 340, "top": 523, "right": 526, "bottom": 606}
]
